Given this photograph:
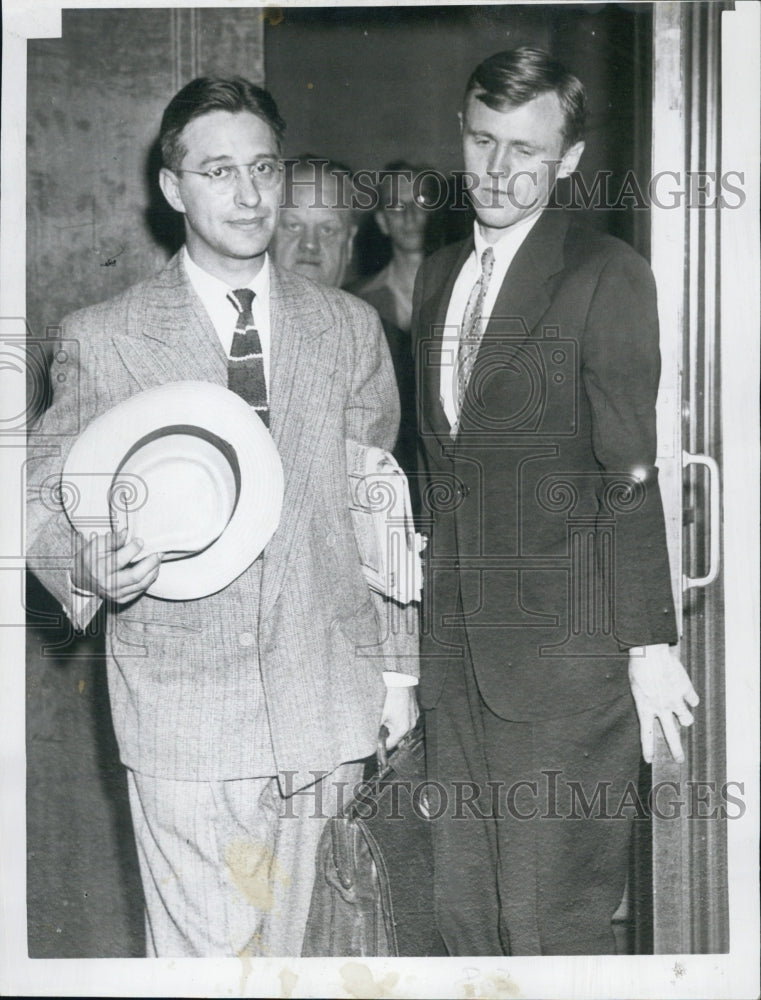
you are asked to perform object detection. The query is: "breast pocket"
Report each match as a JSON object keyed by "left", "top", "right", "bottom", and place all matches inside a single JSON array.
[{"left": 110, "top": 616, "right": 204, "bottom": 660}]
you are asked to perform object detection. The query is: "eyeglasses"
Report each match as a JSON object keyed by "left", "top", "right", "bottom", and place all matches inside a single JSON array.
[{"left": 177, "top": 158, "right": 284, "bottom": 192}]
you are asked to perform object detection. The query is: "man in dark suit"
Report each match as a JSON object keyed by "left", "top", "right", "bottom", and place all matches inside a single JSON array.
[{"left": 412, "top": 47, "right": 699, "bottom": 955}]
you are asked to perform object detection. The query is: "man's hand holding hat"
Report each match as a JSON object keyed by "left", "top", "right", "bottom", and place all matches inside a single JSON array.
[{"left": 72, "top": 527, "right": 163, "bottom": 604}]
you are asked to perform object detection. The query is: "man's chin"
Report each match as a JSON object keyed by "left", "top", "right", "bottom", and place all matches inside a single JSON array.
[
  {"left": 292, "top": 262, "right": 326, "bottom": 281},
  {"left": 226, "top": 233, "right": 274, "bottom": 261},
  {"left": 474, "top": 207, "right": 537, "bottom": 234}
]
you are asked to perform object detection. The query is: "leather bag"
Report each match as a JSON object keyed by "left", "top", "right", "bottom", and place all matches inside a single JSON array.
[{"left": 302, "top": 721, "right": 446, "bottom": 956}]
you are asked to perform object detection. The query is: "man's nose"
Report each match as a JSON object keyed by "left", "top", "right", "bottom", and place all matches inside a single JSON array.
[
  {"left": 234, "top": 168, "right": 262, "bottom": 207},
  {"left": 299, "top": 227, "right": 320, "bottom": 253},
  {"left": 487, "top": 147, "right": 511, "bottom": 181},
  {"left": 404, "top": 205, "right": 426, "bottom": 229}
]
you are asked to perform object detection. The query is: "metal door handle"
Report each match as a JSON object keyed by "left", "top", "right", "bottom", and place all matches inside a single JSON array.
[{"left": 682, "top": 451, "right": 721, "bottom": 589}]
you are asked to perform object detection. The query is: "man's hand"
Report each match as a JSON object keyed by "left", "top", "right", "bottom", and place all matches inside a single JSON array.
[
  {"left": 72, "top": 527, "right": 162, "bottom": 604},
  {"left": 380, "top": 683, "right": 419, "bottom": 751},
  {"left": 628, "top": 644, "right": 700, "bottom": 764}
]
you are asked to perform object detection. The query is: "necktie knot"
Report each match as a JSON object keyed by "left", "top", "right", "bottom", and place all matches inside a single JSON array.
[
  {"left": 480, "top": 246, "right": 495, "bottom": 277},
  {"left": 228, "top": 287, "right": 256, "bottom": 319}
]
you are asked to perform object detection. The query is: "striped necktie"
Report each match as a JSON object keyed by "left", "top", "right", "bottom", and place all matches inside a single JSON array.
[
  {"left": 453, "top": 246, "right": 495, "bottom": 436},
  {"left": 227, "top": 287, "right": 269, "bottom": 427}
]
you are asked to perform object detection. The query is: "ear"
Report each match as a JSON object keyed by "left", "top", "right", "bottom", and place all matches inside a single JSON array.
[
  {"left": 375, "top": 211, "right": 389, "bottom": 237},
  {"left": 557, "top": 140, "right": 585, "bottom": 179},
  {"left": 159, "top": 166, "right": 186, "bottom": 215},
  {"left": 457, "top": 110, "right": 464, "bottom": 136}
]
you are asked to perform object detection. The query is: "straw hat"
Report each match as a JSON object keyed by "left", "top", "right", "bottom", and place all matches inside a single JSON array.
[{"left": 61, "top": 381, "right": 283, "bottom": 600}]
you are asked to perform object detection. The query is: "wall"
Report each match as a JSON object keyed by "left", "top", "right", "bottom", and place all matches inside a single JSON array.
[
  {"left": 26, "top": 7, "right": 265, "bottom": 342},
  {"left": 265, "top": 4, "right": 652, "bottom": 256},
  {"left": 265, "top": 5, "right": 551, "bottom": 174}
]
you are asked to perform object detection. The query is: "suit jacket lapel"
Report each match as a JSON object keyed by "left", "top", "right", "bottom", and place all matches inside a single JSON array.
[
  {"left": 418, "top": 238, "right": 473, "bottom": 453},
  {"left": 111, "top": 251, "right": 228, "bottom": 389},
  {"left": 260, "top": 264, "right": 335, "bottom": 617},
  {"left": 484, "top": 209, "right": 569, "bottom": 344}
]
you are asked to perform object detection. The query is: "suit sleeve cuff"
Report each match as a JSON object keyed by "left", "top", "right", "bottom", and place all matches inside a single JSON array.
[
  {"left": 65, "top": 573, "right": 103, "bottom": 632},
  {"left": 382, "top": 671, "right": 418, "bottom": 688}
]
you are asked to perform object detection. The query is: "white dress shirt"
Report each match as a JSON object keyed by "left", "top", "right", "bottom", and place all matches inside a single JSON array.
[
  {"left": 440, "top": 212, "right": 542, "bottom": 428},
  {"left": 183, "top": 247, "right": 272, "bottom": 385}
]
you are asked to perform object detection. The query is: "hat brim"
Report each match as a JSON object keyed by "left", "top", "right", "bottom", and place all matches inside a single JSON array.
[{"left": 62, "top": 381, "right": 283, "bottom": 600}]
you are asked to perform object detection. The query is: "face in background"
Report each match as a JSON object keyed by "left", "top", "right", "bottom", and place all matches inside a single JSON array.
[
  {"left": 271, "top": 170, "right": 357, "bottom": 287},
  {"left": 159, "top": 109, "right": 282, "bottom": 283},
  {"left": 375, "top": 175, "right": 428, "bottom": 255},
  {"left": 460, "top": 89, "right": 584, "bottom": 237}
]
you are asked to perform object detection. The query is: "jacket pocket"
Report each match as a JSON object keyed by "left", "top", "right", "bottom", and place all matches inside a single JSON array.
[
  {"left": 332, "top": 594, "right": 379, "bottom": 644},
  {"left": 110, "top": 616, "right": 204, "bottom": 657}
]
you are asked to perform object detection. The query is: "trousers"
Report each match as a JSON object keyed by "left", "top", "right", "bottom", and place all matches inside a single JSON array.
[
  {"left": 127, "top": 762, "right": 363, "bottom": 956},
  {"left": 425, "top": 640, "right": 640, "bottom": 955}
]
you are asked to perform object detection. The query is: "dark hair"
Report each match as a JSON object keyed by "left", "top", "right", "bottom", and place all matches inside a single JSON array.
[
  {"left": 465, "top": 47, "right": 586, "bottom": 148},
  {"left": 160, "top": 76, "right": 286, "bottom": 171},
  {"left": 287, "top": 153, "right": 354, "bottom": 180},
  {"left": 281, "top": 154, "right": 356, "bottom": 218},
  {"left": 380, "top": 159, "right": 428, "bottom": 176},
  {"left": 375, "top": 159, "right": 437, "bottom": 209}
]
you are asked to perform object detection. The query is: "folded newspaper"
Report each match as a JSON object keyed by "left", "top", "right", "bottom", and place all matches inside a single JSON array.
[{"left": 347, "top": 439, "right": 424, "bottom": 605}]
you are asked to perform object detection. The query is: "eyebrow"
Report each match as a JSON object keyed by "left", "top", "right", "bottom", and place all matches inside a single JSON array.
[
  {"left": 194, "top": 153, "right": 275, "bottom": 169},
  {"left": 466, "top": 128, "right": 543, "bottom": 152},
  {"left": 195, "top": 154, "right": 236, "bottom": 169}
]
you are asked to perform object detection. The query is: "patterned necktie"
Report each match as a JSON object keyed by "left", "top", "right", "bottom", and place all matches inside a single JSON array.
[
  {"left": 227, "top": 287, "right": 269, "bottom": 427},
  {"left": 453, "top": 246, "right": 495, "bottom": 435}
]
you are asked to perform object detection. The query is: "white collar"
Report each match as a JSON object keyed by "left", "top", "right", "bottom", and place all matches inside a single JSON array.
[
  {"left": 473, "top": 210, "right": 542, "bottom": 266},
  {"left": 183, "top": 246, "right": 271, "bottom": 305}
]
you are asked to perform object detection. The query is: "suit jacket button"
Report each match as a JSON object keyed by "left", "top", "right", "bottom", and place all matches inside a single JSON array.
[
  {"left": 238, "top": 631, "right": 255, "bottom": 647},
  {"left": 325, "top": 531, "right": 335, "bottom": 548}
]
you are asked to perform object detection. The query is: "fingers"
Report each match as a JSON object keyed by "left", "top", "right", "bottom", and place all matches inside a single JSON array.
[
  {"left": 101, "top": 527, "right": 129, "bottom": 551},
  {"left": 111, "top": 537, "right": 149, "bottom": 571},
  {"left": 81, "top": 528, "right": 163, "bottom": 602},
  {"left": 670, "top": 659, "right": 700, "bottom": 707},
  {"left": 658, "top": 711, "right": 685, "bottom": 764},
  {"left": 674, "top": 704, "right": 695, "bottom": 728},
  {"left": 110, "top": 553, "right": 163, "bottom": 604},
  {"left": 629, "top": 651, "right": 699, "bottom": 765},
  {"left": 381, "top": 711, "right": 404, "bottom": 751},
  {"left": 684, "top": 685, "right": 701, "bottom": 707},
  {"left": 380, "top": 688, "right": 418, "bottom": 750},
  {"left": 639, "top": 715, "right": 654, "bottom": 764}
]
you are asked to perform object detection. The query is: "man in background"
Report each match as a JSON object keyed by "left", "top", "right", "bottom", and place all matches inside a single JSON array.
[
  {"left": 352, "top": 160, "right": 431, "bottom": 334},
  {"left": 273, "top": 156, "right": 420, "bottom": 519},
  {"left": 271, "top": 155, "right": 357, "bottom": 287}
]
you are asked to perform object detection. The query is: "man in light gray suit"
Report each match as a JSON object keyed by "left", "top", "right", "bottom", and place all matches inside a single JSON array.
[{"left": 26, "top": 77, "right": 418, "bottom": 957}]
